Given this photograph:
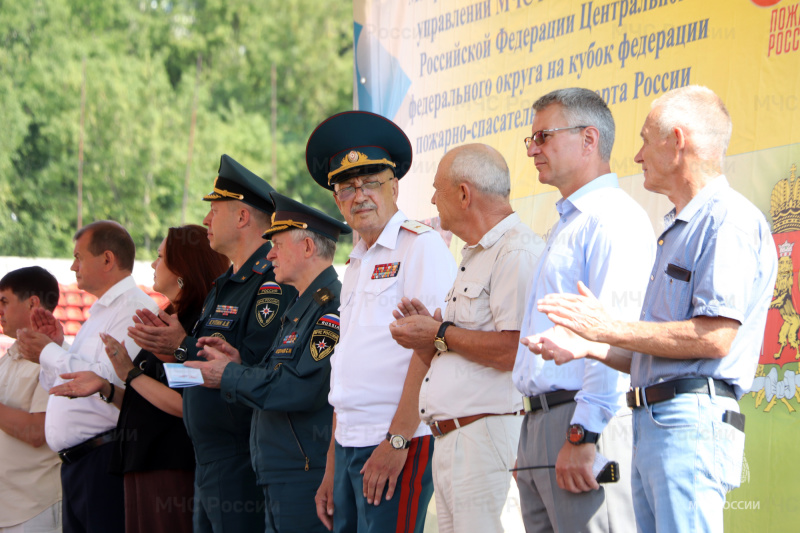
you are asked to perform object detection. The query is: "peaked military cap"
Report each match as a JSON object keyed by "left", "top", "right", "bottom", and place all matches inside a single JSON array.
[
  {"left": 203, "top": 154, "right": 276, "bottom": 213},
  {"left": 263, "top": 192, "right": 352, "bottom": 243},
  {"left": 305, "top": 111, "right": 413, "bottom": 191}
]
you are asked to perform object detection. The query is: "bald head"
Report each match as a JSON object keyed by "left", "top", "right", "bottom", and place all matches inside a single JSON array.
[{"left": 442, "top": 144, "right": 510, "bottom": 198}]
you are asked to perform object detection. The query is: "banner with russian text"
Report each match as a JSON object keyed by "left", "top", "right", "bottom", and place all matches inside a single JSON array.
[{"left": 352, "top": 0, "right": 800, "bottom": 529}]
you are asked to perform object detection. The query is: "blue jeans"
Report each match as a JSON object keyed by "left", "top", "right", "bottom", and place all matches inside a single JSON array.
[{"left": 631, "top": 385, "right": 744, "bottom": 533}]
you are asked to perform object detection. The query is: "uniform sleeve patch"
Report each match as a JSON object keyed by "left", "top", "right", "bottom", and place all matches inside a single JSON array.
[
  {"left": 310, "top": 329, "right": 339, "bottom": 361},
  {"left": 316, "top": 313, "right": 340, "bottom": 330},
  {"left": 259, "top": 281, "right": 282, "bottom": 295},
  {"left": 371, "top": 262, "right": 400, "bottom": 279},
  {"left": 256, "top": 297, "right": 280, "bottom": 327}
]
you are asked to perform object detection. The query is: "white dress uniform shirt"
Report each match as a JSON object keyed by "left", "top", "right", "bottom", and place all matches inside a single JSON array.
[
  {"left": 330, "top": 210, "right": 456, "bottom": 447},
  {"left": 419, "top": 213, "right": 544, "bottom": 421},
  {"left": 39, "top": 276, "right": 158, "bottom": 451},
  {"left": 512, "top": 174, "right": 656, "bottom": 433}
]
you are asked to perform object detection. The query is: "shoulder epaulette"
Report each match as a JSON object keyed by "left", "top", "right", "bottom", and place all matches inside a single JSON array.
[
  {"left": 314, "top": 287, "right": 334, "bottom": 306},
  {"left": 400, "top": 220, "right": 433, "bottom": 235},
  {"left": 252, "top": 257, "right": 270, "bottom": 274}
]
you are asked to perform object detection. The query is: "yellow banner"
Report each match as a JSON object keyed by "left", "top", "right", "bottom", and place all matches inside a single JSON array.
[{"left": 353, "top": 0, "right": 800, "bottom": 529}]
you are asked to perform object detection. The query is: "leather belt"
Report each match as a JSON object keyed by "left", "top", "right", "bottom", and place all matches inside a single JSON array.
[
  {"left": 58, "top": 429, "right": 116, "bottom": 465},
  {"left": 428, "top": 411, "right": 524, "bottom": 438},
  {"left": 626, "top": 378, "right": 736, "bottom": 409},
  {"left": 522, "top": 390, "right": 578, "bottom": 413}
]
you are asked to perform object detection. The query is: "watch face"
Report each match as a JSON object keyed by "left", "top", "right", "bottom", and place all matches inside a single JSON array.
[
  {"left": 567, "top": 424, "right": 585, "bottom": 444},
  {"left": 390, "top": 435, "right": 406, "bottom": 449},
  {"left": 434, "top": 338, "right": 447, "bottom": 352}
]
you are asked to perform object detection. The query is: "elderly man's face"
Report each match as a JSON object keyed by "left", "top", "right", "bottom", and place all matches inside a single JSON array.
[
  {"left": 431, "top": 154, "right": 460, "bottom": 233},
  {"left": 266, "top": 230, "right": 306, "bottom": 287},
  {"left": 634, "top": 110, "right": 677, "bottom": 195},
  {"left": 333, "top": 168, "right": 398, "bottom": 238}
]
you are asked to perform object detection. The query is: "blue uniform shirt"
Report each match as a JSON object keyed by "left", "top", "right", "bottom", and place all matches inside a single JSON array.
[{"left": 631, "top": 176, "right": 778, "bottom": 398}]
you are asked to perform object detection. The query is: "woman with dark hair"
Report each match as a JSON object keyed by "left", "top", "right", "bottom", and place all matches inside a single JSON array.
[{"left": 51, "top": 225, "right": 229, "bottom": 533}]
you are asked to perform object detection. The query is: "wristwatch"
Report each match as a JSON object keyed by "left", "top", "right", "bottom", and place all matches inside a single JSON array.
[
  {"left": 433, "top": 321, "right": 455, "bottom": 352},
  {"left": 126, "top": 366, "right": 146, "bottom": 386},
  {"left": 173, "top": 345, "right": 188, "bottom": 362},
  {"left": 566, "top": 424, "right": 600, "bottom": 445},
  {"left": 386, "top": 432, "right": 411, "bottom": 450}
]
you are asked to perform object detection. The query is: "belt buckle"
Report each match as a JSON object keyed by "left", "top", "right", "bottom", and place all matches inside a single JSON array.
[
  {"left": 431, "top": 421, "right": 444, "bottom": 438},
  {"left": 523, "top": 396, "right": 532, "bottom": 412},
  {"left": 58, "top": 451, "right": 71, "bottom": 465},
  {"left": 632, "top": 387, "right": 642, "bottom": 408}
]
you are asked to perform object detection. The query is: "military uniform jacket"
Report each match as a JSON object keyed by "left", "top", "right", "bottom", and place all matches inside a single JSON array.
[
  {"left": 183, "top": 242, "right": 296, "bottom": 465},
  {"left": 220, "top": 265, "right": 340, "bottom": 484}
]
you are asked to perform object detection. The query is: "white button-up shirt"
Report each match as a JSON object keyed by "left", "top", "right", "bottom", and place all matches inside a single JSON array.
[
  {"left": 512, "top": 174, "right": 656, "bottom": 433},
  {"left": 330, "top": 211, "right": 456, "bottom": 447},
  {"left": 40, "top": 276, "right": 159, "bottom": 451},
  {"left": 419, "top": 213, "right": 544, "bottom": 421}
]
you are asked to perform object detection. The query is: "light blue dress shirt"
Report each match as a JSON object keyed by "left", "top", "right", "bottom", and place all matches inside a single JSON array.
[
  {"left": 512, "top": 174, "right": 656, "bottom": 433},
  {"left": 630, "top": 176, "right": 778, "bottom": 398}
]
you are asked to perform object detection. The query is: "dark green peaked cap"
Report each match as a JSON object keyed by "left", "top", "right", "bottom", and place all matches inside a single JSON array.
[
  {"left": 263, "top": 192, "right": 351, "bottom": 243},
  {"left": 203, "top": 154, "right": 276, "bottom": 213}
]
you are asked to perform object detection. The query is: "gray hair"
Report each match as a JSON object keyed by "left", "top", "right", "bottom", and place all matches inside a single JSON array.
[
  {"left": 447, "top": 144, "right": 510, "bottom": 198},
  {"left": 532, "top": 88, "right": 615, "bottom": 161},
  {"left": 291, "top": 229, "right": 336, "bottom": 261},
  {"left": 650, "top": 85, "right": 731, "bottom": 166}
]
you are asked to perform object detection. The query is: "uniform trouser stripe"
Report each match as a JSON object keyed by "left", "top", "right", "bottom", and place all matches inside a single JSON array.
[{"left": 395, "top": 435, "right": 432, "bottom": 533}]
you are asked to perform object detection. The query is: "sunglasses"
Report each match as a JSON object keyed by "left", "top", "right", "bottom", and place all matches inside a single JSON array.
[{"left": 524, "top": 126, "right": 588, "bottom": 149}]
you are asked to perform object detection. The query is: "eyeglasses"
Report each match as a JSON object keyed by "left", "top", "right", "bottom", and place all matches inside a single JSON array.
[
  {"left": 333, "top": 178, "right": 392, "bottom": 201},
  {"left": 524, "top": 126, "right": 588, "bottom": 149}
]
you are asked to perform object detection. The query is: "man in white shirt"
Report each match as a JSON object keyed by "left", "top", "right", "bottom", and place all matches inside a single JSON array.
[
  {"left": 0, "top": 267, "right": 62, "bottom": 533},
  {"left": 310, "top": 111, "right": 456, "bottom": 533},
  {"left": 390, "top": 143, "right": 544, "bottom": 533},
  {"left": 18, "top": 220, "right": 158, "bottom": 533}
]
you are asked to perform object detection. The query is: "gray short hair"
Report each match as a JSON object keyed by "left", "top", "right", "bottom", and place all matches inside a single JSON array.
[
  {"left": 650, "top": 85, "right": 731, "bottom": 166},
  {"left": 532, "top": 88, "right": 615, "bottom": 161},
  {"left": 291, "top": 229, "right": 336, "bottom": 261},
  {"left": 447, "top": 144, "right": 510, "bottom": 198}
]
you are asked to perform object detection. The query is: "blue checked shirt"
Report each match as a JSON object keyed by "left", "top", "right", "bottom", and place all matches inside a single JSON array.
[
  {"left": 631, "top": 176, "right": 778, "bottom": 398},
  {"left": 513, "top": 174, "right": 656, "bottom": 433}
]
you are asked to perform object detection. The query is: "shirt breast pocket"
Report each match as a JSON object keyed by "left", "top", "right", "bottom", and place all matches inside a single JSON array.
[
  {"left": 453, "top": 281, "right": 489, "bottom": 328},
  {"left": 361, "top": 277, "right": 400, "bottom": 327},
  {"left": 658, "top": 263, "right": 694, "bottom": 320}
]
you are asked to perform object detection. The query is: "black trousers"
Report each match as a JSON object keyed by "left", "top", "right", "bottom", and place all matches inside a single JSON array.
[{"left": 61, "top": 441, "right": 125, "bottom": 533}]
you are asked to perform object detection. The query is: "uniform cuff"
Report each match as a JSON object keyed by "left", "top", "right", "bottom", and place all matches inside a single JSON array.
[{"left": 220, "top": 362, "right": 246, "bottom": 404}]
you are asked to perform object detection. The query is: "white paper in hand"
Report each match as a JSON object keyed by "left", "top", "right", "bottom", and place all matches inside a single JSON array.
[{"left": 164, "top": 363, "right": 204, "bottom": 388}]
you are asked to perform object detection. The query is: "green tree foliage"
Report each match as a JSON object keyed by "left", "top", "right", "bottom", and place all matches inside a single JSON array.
[{"left": 0, "top": 0, "right": 353, "bottom": 259}]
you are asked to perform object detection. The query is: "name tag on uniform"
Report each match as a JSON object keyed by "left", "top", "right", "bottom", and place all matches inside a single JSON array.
[
  {"left": 372, "top": 262, "right": 400, "bottom": 279},
  {"left": 206, "top": 318, "right": 235, "bottom": 330}
]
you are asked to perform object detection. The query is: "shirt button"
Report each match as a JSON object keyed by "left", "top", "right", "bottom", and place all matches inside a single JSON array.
[
  {"left": 463, "top": 288, "right": 467, "bottom": 292},
  {"left": 461, "top": 267, "right": 465, "bottom": 271},
  {"left": 425, "top": 377, "right": 429, "bottom": 382},
  {"left": 420, "top": 409, "right": 425, "bottom": 414},
  {"left": 650, "top": 275, "right": 654, "bottom": 281},
  {"left": 452, "top": 297, "right": 456, "bottom": 301},
  {"left": 658, "top": 239, "right": 664, "bottom": 246}
]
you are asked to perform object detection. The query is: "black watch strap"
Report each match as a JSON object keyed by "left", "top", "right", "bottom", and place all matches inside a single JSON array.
[
  {"left": 126, "top": 366, "right": 146, "bottom": 386},
  {"left": 173, "top": 345, "right": 188, "bottom": 362}
]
